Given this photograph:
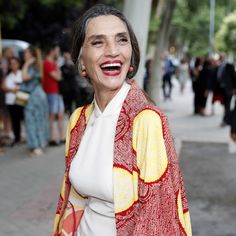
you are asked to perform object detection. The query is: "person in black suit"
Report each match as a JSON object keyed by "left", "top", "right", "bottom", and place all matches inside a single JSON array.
[{"left": 215, "top": 54, "right": 236, "bottom": 126}]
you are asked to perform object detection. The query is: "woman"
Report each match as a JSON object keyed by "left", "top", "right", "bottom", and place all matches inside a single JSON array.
[
  {"left": 178, "top": 57, "right": 190, "bottom": 94},
  {"left": 21, "top": 47, "right": 49, "bottom": 156},
  {"left": 194, "top": 58, "right": 212, "bottom": 116},
  {"left": 53, "top": 4, "right": 192, "bottom": 236},
  {"left": 2, "top": 57, "right": 24, "bottom": 146},
  {"left": 190, "top": 57, "right": 203, "bottom": 115}
]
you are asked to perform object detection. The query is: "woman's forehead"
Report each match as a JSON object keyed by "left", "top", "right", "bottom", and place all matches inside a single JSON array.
[{"left": 85, "top": 15, "right": 129, "bottom": 38}]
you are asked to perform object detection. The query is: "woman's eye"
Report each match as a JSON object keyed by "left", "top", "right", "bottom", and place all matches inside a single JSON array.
[
  {"left": 91, "top": 41, "right": 103, "bottom": 46},
  {"left": 118, "top": 37, "right": 129, "bottom": 44}
]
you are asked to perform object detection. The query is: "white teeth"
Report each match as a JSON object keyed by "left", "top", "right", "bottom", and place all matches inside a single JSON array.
[{"left": 101, "top": 63, "right": 121, "bottom": 68}]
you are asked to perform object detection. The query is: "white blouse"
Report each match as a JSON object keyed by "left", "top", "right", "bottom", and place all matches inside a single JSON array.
[
  {"left": 5, "top": 70, "right": 23, "bottom": 105},
  {"left": 69, "top": 81, "right": 131, "bottom": 236}
]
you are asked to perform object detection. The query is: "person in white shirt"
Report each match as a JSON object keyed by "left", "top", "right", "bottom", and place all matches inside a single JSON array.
[{"left": 2, "top": 57, "right": 24, "bottom": 146}]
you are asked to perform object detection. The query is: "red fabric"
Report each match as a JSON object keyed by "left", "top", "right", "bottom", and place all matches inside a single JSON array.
[
  {"left": 212, "top": 94, "right": 224, "bottom": 105},
  {"left": 43, "top": 59, "right": 59, "bottom": 93},
  {"left": 113, "top": 83, "right": 189, "bottom": 235}
]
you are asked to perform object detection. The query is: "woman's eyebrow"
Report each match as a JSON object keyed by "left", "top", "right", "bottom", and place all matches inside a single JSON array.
[
  {"left": 116, "top": 32, "right": 129, "bottom": 37},
  {"left": 87, "top": 34, "right": 104, "bottom": 42},
  {"left": 87, "top": 32, "right": 129, "bottom": 41}
]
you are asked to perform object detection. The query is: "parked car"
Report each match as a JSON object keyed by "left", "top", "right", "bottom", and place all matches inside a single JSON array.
[{"left": 1, "top": 39, "right": 30, "bottom": 57}]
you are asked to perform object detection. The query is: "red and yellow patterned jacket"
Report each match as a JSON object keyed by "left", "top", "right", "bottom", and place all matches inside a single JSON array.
[{"left": 53, "top": 80, "right": 192, "bottom": 236}]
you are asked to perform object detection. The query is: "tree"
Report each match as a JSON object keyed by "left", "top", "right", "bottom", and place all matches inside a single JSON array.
[
  {"left": 1, "top": 0, "right": 121, "bottom": 48},
  {"left": 0, "top": 0, "right": 28, "bottom": 30},
  {"left": 215, "top": 9, "right": 236, "bottom": 55},
  {"left": 172, "top": 0, "right": 236, "bottom": 56},
  {"left": 148, "top": 0, "right": 177, "bottom": 104}
]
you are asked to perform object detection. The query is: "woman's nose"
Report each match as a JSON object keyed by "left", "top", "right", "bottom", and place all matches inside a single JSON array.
[{"left": 104, "top": 42, "right": 119, "bottom": 57}]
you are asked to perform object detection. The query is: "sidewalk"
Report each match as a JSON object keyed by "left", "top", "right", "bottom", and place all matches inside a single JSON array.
[
  {"left": 159, "top": 78, "right": 230, "bottom": 154},
  {"left": 160, "top": 79, "right": 236, "bottom": 236},
  {"left": 0, "top": 143, "right": 65, "bottom": 235}
]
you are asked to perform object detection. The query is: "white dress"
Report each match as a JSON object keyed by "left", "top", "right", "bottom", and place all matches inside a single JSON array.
[{"left": 69, "top": 82, "right": 131, "bottom": 236}]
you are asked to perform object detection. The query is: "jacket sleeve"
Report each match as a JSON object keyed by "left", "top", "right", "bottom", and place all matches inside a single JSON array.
[{"left": 132, "top": 109, "right": 192, "bottom": 236}]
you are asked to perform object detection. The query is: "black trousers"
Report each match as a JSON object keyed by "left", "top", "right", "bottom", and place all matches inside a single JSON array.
[
  {"left": 162, "top": 73, "right": 172, "bottom": 99},
  {"left": 222, "top": 90, "right": 233, "bottom": 125},
  {"left": 7, "top": 105, "right": 24, "bottom": 142},
  {"left": 230, "top": 100, "right": 236, "bottom": 134}
]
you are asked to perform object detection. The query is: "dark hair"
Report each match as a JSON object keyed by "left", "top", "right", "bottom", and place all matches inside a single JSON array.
[
  {"left": 25, "top": 46, "right": 43, "bottom": 78},
  {"left": 8, "top": 57, "right": 21, "bottom": 72},
  {"left": 9, "top": 57, "right": 21, "bottom": 65},
  {"left": 44, "top": 42, "right": 59, "bottom": 55},
  {"left": 71, "top": 4, "right": 140, "bottom": 79}
]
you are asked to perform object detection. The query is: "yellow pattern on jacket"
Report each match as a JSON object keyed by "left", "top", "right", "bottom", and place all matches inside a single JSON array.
[{"left": 53, "top": 104, "right": 192, "bottom": 236}]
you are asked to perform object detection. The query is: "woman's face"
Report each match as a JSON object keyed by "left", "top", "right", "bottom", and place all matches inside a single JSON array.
[
  {"left": 24, "top": 48, "right": 33, "bottom": 61},
  {"left": 9, "top": 59, "right": 20, "bottom": 72},
  {"left": 81, "top": 15, "right": 132, "bottom": 94}
]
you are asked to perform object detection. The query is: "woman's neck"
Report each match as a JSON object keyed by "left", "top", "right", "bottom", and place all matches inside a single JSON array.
[{"left": 94, "top": 89, "right": 120, "bottom": 112}]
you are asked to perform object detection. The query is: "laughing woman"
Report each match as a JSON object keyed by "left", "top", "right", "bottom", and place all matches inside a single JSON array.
[{"left": 53, "top": 4, "right": 192, "bottom": 236}]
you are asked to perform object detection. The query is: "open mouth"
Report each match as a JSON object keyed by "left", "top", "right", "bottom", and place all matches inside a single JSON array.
[{"left": 101, "top": 63, "right": 121, "bottom": 71}]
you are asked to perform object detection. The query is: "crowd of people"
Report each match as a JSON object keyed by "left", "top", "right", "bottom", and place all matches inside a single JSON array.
[
  {"left": 0, "top": 44, "right": 93, "bottom": 156},
  {"left": 190, "top": 54, "right": 236, "bottom": 142},
  {"left": 0, "top": 41, "right": 236, "bottom": 156},
  {"left": 159, "top": 52, "right": 236, "bottom": 143}
]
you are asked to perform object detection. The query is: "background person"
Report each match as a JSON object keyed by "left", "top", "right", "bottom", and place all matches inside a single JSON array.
[
  {"left": 215, "top": 53, "right": 236, "bottom": 126},
  {"left": 177, "top": 57, "right": 190, "bottom": 94},
  {"left": 0, "top": 47, "right": 15, "bottom": 142},
  {"left": 162, "top": 51, "right": 175, "bottom": 100},
  {"left": 60, "top": 51, "right": 80, "bottom": 115},
  {"left": 43, "top": 44, "right": 65, "bottom": 145},
  {"left": 21, "top": 47, "right": 49, "bottom": 156},
  {"left": 53, "top": 4, "right": 191, "bottom": 236},
  {"left": 2, "top": 57, "right": 24, "bottom": 146}
]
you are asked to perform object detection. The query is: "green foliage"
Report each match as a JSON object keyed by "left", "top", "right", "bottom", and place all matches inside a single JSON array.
[
  {"left": 0, "top": 0, "right": 27, "bottom": 29},
  {"left": 1, "top": 0, "right": 123, "bottom": 46},
  {"left": 216, "top": 9, "right": 236, "bottom": 54},
  {"left": 40, "top": 0, "right": 83, "bottom": 8},
  {"left": 0, "top": 0, "right": 85, "bottom": 30},
  {"left": 172, "top": 0, "right": 236, "bottom": 56}
]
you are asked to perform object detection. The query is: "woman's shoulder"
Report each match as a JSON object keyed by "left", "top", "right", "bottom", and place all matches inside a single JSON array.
[
  {"left": 68, "top": 103, "right": 93, "bottom": 128},
  {"left": 133, "top": 107, "right": 163, "bottom": 127},
  {"left": 69, "top": 106, "right": 85, "bottom": 121}
]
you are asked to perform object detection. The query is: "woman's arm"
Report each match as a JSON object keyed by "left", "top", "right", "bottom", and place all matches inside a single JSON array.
[
  {"left": 132, "top": 109, "right": 192, "bottom": 236},
  {"left": 22, "top": 58, "right": 35, "bottom": 81},
  {"left": 2, "top": 78, "right": 19, "bottom": 93}
]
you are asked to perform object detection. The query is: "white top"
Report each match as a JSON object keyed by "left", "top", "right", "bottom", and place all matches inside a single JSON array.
[
  {"left": 178, "top": 62, "right": 189, "bottom": 83},
  {"left": 69, "top": 81, "right": 131, "bottom": 236},
  {"left": 5, "top": 70, "right": 23, "bottom": 105}
]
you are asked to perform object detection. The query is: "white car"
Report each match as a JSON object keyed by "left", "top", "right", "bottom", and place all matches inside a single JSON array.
[{"left": 1, "top": 39, "right": 30, "bottom": 56}]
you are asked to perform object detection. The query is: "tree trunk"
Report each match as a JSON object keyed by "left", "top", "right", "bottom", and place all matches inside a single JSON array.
[
  {"left": 123, "top": 0, "right": 152, "bottom": 88},
  {"left": 148, "top": 0, "right": 176, "bottom": 105},
  {"left": 156, "top": 0, "right": 165, "bottom": 18}
]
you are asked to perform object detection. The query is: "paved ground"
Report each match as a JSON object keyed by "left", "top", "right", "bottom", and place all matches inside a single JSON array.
[
  {"left": 0, "top": 78, "right": 235, "bottom": 235},
  {"left": 180, "top": 141, "right": 236, "bottom": 236},
  {"left": 0, "top": 143, "right": 65, "bottom": 235},
  {"left": 161, "top": 79, "right": 236, "bottom": 236}
]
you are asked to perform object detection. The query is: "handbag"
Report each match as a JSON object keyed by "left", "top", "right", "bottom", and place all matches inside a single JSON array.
[{"left": 15, "top": 91, "right": 30, "bottom": 106}]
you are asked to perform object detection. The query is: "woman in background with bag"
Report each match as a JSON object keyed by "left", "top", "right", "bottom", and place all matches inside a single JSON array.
[
  {"left": 2, "top": 57, "right": 24, "bottom": 146},
  {"left": 21, "top": 47, "right": 49, "bottom": 156}
]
